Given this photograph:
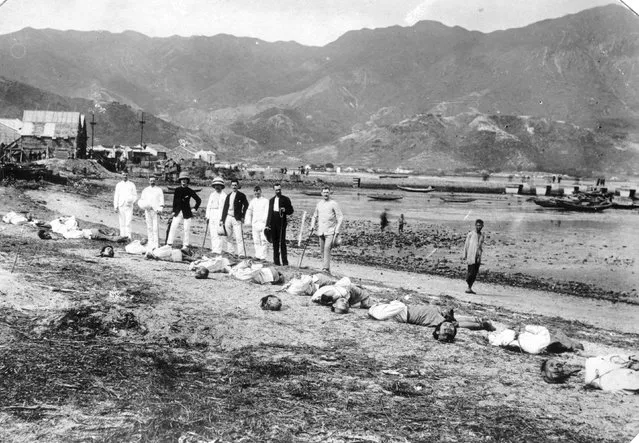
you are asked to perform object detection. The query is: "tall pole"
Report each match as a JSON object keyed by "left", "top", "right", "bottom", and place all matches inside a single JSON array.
[
  {"left": 139, "top": 111, "right": 146, "bottom": 147},
  {"left": 90, "top": 112, "right": 96, "bottom": 150}
]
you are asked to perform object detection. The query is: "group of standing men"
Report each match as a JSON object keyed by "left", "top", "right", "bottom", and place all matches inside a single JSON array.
[{"left": 113, "top": 172, "right": 344, "bottom": 273}]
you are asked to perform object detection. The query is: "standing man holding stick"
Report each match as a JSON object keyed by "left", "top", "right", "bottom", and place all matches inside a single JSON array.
[
  {"left": 462, "top": 219, "right": 485, "bottom": 294},
  {"left": 309, "top": 186, "right": 343, "bottom": 274},
  {"left": 221, "top": 179, "right": 249, "bottom": 258},
  {"left": 167, "top": 171, "right": 201, "bottom": 253},
  {"left": 113, "top": 171, "right": 137, "bottom": 239},
  {"left": 266, "top": 183, "right": 294, "bottom": 266}
]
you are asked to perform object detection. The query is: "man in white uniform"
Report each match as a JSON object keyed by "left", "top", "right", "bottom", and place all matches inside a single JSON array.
[
  {"left": 113, "top": 171, "right": 137, "bottom": 239},
  {"left": 205, "top": 176, "right": 227, "bottom": 254},
  {"left": 245, "top": 185, "right": 270, "bottom": 260},
  {"left": 138, "top": 176, "right": 164, "bottom": 249}
]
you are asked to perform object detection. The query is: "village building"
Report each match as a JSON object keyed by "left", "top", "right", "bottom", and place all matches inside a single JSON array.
[
  {"left": 0, "top": 111, "right": 87, "bottom": 162},
  {"left": 194, "top": 150, "right": 216, "bottom": 164}
]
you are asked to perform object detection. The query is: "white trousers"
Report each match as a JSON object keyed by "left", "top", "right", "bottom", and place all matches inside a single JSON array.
[
  {"left": 118, "top": 204, "right": 134, "bottom": 238},
  {"left": 252, "top": 222, "right": 268, "bottom": 260},
  {"left": 224, "top": 217, "right": 245, "bottom": 256},
  {"left": 209, "top": 219, "right": 227, "bottom": 254},
  {"left": 167, "top": 212, "right": 192, "bottom": 247},
  {"left": 144, "top": 209, "right": 159, "bottom": 249}
]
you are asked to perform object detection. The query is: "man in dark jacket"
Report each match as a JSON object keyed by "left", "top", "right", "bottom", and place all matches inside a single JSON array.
[
  {"left": 266, "top": 183, "right": 294, "bottom": 266},
  {"left": 221, "top": 179, "right": 249, "bottom": 257},
  {"left": 167, "top": 171, "right": 201, "bottom": 251}
]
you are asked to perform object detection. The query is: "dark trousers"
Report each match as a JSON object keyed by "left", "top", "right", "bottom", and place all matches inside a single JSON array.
[
  {"left": 466, "top": 263, "right": 480, "bottom": 288},
  {"left": 271, "top": 218, "right": 288, "bottom": 265}
]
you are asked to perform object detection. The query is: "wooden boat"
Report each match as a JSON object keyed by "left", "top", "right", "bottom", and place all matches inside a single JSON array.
[
  {"left": 556, "top": 199, "right": 612, "bottom": 212},
  {"left": 368, "top": 194, "right": 404, "bottom": 201},
  {"left": 533, "top": 198, "right": 561, "bottom": 208},
  {"left": 440, "top": 196, "right": 477, "bottom": 203},
  {"left": 302, "top": 190, "right": 324, "bottom": 196},
  {"left": 379, "top": 174, "right": 409, "bottom": 179},
  {"left": 611, "top": 197, "right": 636, "bottom": 209},
  {"left": 397, "top": 185, "right": 435, "bottom": 193}
]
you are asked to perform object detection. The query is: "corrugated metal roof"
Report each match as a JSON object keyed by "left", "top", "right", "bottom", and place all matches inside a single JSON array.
[
  {"left": 20, "top": 122, "right": 35, "bottom": 136},
  {"left": 0, "top": 118, "right": 22, "bottom": 131},
  {"left": 43, "top": 122, "right": 56, "bottom": 138},
  {"left": 23, "top": 110, "right": 81, "bottom": 124}
]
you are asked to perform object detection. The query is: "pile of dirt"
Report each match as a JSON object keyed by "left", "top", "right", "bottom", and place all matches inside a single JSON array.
[{"left": 34, "top": 159, "right": 118, "bottom": 179}]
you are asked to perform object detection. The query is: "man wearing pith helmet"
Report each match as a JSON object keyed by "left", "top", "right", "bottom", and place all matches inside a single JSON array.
[
  {"left": 205, "top": 176, "right": 228, "bottom": 254},
  {"left": 166, "top": 171, "right": 201, "bottom": 251}
]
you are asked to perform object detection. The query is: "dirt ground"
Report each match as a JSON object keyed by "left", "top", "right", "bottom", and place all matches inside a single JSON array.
[{"left": 1, "top": 179, "right": 638, "bottom": 443}]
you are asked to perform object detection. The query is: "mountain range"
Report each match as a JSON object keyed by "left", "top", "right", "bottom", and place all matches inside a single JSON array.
[{"left": 0, "top": 4, "right": 637, "bottom": 174}]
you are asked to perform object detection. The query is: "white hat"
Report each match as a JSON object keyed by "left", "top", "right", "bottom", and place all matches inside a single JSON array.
[{"left": 212, "top": 176, "right": 225, "bottom": 187}]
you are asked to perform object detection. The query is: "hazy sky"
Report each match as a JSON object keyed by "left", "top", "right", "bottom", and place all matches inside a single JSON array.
[{"left": 0, "top": 0, "right": 635, "bottom": 46}]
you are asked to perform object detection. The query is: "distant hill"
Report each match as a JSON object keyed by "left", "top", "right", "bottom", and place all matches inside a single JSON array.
[
  {"left": 333, "top": 112, "right": 639, "bottom": 175},
  {"left": 0, "top": 5, "right": 638, "bottom": 172},
  {"left": 0, "top": 77, "right": 209, "bottom": 150}
]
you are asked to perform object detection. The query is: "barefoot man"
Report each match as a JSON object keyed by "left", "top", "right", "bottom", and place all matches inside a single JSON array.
[{"left": 463, "top": 219, "right": 485, "bottom": 294}]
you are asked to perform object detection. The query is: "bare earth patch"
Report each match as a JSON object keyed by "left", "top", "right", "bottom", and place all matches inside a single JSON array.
[{"left": 0, "top": 181, "right": 637, "bottom": 442}]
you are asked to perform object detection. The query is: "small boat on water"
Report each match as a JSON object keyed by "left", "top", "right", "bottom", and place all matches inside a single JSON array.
[
  {"left": 397, "top": 185, "right": 435, "bottom": 193},
  {"left": 440, "top": 196, "right": 477, "bottom": 203},
  {"left": 556, "top": 199, "right": 612, "bottom": 212},
  {"left": 303, "top": 190, "right": 324, "bottom": 196},
  {"left": 368, "top": 194, "right": 404, "bottom": 201},
  {"left": 379, "top": 174, "right": 409, "bottom": 179},
  {"left": 611, "top": 196, "right": 637, "bottom": 209},
  {"left": 533, "top": 198, "right": 561, "bottom": 208}
]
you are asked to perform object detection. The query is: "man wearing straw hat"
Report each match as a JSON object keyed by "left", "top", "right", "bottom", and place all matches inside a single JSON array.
[
  {"left": 137, "top": 176, "right": 164, "bottom": 249},
  {"left": 221, "top": 179, "right": 249, "bottom": 258},
  {"left": 167, "top": 171, "right": 201, "bottom": 251},
  {"left": 205, "top": 176, "right": 228, "bottom": 254},
  {"left": 113, "top": 171, "right": 137, "bottom": 239},
  {"left": 245, "top": 185, "right": 270, "bottom": 260}
]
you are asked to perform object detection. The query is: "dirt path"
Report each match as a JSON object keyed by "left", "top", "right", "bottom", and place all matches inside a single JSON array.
[
  {"left": 25, "top": 186, "right": 639, "bottom": 335},
  {"left": 301, "top": 256, "right": 639, "bottom": 335}
]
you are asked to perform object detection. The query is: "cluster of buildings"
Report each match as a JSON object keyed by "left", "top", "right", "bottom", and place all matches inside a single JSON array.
[
  {"left": 0, "top": 111, "right": 87, "bottom": 162},
  {"left": 0, "top": 110, "right": 219, "bottom": 168}
]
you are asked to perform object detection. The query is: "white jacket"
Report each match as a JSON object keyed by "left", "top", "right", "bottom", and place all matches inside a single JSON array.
[
  {"left": 114, "top": 180, "right": 138, "bottom": 208},
  {"left": 246, "top": 196, "right": 269, "bottom": 228},
  {"left": 139, "top": 186, "right": 164, "bottom": 212},
  {"left": 206, "top": 190, "right": 227, "bottom": 222}
]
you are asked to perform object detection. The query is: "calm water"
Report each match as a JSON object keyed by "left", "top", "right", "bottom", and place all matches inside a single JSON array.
[{"left": 192, "top": 185, "right": 638, "bottom": 291}]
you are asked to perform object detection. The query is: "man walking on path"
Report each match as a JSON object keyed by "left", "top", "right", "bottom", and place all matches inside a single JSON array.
[
  {"left": 463, "top": 219, "right": 485, "bottom": 294},
  {"left": 167, "top": 171, "right": 201, "bottom": 251},
  {"left": 205, "top": 176, "right": 227, "bottom": 254},
  {"left": 246, "top": 185, "right": 270, "bottom": 260},
  {"left": 266, "top": 183, "right": 294, "bottom": 265},
  {"left": 113, "top": 171, "right": 137, "bottom": 239},
  {"left": 221, "top": 179, "right": 249, "bottom": 257},
  {"left": 138, "top": 176, "right": 164, "bottom": 249},
  {"left": 309, "top": 186, "right": 343, "bottom": 273}
]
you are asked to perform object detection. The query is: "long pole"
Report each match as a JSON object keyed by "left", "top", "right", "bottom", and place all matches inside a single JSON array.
[
  {"left": 139, "top": 112, "right": 146, "bottom": 147},
  {"left": 90, "top": 112, "right": 96, "bottom": 150}
]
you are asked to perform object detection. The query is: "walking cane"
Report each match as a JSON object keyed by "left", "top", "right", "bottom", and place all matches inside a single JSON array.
[
  {"left": 240, "top": 221, "right": 248, "bottom": 259},
  {"left": 199, "top": 219, "right": 209, "bottom": 259},
  {"left": 164, "top": 215, "right": 173, "bottom": 244},
  {"left": 297, "top": 227, "right": 314, "bottom": 269}
]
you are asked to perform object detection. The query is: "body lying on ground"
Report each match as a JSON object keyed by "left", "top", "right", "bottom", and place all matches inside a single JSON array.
[
  {"left": 368, "top": 300, "right": 493, "bottom": 342},
  {"left": 488, "top": 325, "right": 584, "bottom": 354},
  {"left": 541, "top": 354, "right": 639, "bottom": 392}
]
